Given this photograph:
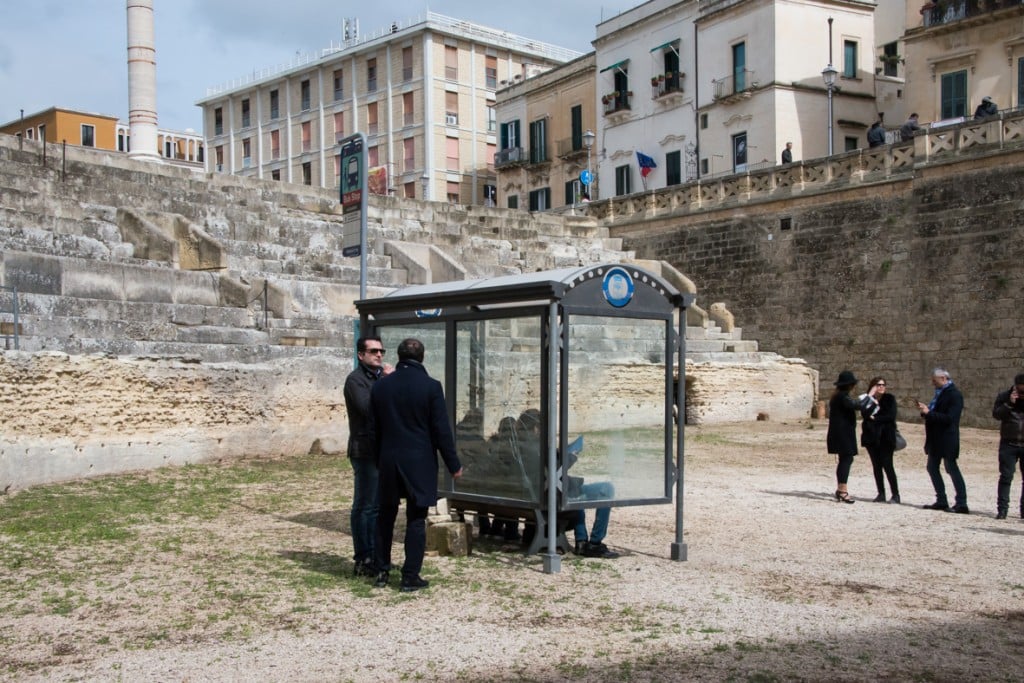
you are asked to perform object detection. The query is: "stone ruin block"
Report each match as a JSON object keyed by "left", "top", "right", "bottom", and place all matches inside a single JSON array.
[{"left": 426, "top": 519, "right": 473, "bottom": 557}]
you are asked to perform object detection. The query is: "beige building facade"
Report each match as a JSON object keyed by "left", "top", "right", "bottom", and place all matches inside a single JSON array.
[
  {"left": 196, "top": 13, "right": 578, "bottom": 205},
  {"left": 901, "top": 0, "right": 1024, "bottom": 126}
]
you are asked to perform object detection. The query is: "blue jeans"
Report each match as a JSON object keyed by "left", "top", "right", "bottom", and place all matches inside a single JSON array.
[
  {"left": 349, "top": 457, "right": 379, "bottom": 565},
  {"left": 997, "top": 442, "right": 1024, "bottom": 514},
  {"left": 573, "top": 481, "right": 614, "bottom": 544},
  {"left": 926, "top": 452, "right": 967, "bottom": 507}
]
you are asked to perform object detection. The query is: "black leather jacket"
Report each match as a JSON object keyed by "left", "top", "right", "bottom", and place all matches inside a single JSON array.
[
  {"left": 993, "top": 389, "right": 1024, "bottom": 445},
  {"left": 344, "top": 362, "right": 382, "bottom": 459}
]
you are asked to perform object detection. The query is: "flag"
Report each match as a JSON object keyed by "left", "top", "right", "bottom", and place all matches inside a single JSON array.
[{"left": 636, "top": 151, "right": 657, "bottom": 178}]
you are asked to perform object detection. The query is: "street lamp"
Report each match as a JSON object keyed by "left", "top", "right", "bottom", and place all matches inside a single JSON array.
[
  {"left": 582, "top": 128, "right": 595, "bottom": 201},
  {"left": 822, "top": 17, "right": 837, "bottom": 157}
]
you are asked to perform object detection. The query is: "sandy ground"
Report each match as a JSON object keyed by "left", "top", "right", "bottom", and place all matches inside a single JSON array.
[{"left": 4, "top": 418, "right": 1024, "bottom": 682}]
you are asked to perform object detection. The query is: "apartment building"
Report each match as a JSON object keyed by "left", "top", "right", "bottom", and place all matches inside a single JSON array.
[
  {"left": 494, "top": 53, "right": 596, "bottom": 209},
  {"left": 0, "top": 108, "right": 119, "bottom": 150},
  {"left": 196, "top": 12, "right": 578, "bottom": 204},
  {"left": 902, "top": 0, "right": 1024, "bottom": 124}
]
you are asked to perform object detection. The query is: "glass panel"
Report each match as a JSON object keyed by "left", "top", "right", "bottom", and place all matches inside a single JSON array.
[
  {"left": 452, "top": 317, "right": 544, "bottom": 504},
  {"left": 375, "top": 323, "right": 447, "bottom": 393},
  {"left": 566, "top": 315, "right": 668, "bottom": 503}
]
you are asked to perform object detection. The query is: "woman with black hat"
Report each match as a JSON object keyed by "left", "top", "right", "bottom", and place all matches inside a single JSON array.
[{"left": 827, "top": 370, "right": 862, "bottom": 503}]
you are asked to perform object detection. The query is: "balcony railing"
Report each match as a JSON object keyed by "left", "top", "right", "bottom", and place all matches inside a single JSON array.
[
  {"left": 556, "top": 137, "right": 587, "bottom": 158},
  {"left": 712, "top": 70, "right": 758, "bottom": 101},
  {"left": 921, "top": 0, "right": 1022, "bottom": 27},
  {"left": 602, "top": 91, "right": 632, "bottom": 116},
  {"left": 494, "top": 146, "right": 526, "bottom": 167},
  {"left": 651, "top": 71, "right": 684, "bottom": 99}
]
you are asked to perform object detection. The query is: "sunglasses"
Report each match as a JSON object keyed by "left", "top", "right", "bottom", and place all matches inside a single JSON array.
[{"left": 363, "top": 348, "right": 385, "bottom": 355}]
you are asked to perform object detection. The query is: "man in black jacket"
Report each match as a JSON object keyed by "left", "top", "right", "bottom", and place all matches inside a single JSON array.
[
  {"left": 343, "top": 336, "right": 392, "bottom": 576},
  {"left": 992, "top": 373, "right": 1024, "bottom": 519},
  {"left": 917, "top": 368, "right": 969, "bottom": 513},
  {"left": 370, "top": 338, "right": 462, "bottom": 592}
]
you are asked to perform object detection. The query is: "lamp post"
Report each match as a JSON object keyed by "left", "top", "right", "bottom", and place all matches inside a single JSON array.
[
  {"left": 821, "top": 17, "right": 837, "bottom": 157},
  {"left": 582, "top": 128, "right": 595, "bottom": 201}
]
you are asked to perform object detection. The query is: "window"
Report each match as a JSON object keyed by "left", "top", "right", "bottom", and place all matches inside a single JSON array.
[
  {"left": 271, "top": 169, "right": 281, "bottom": 181},
  {"left": 565, "top": 179, "right": 582, "bottom": 205},
  {"left": 404, "top": 181, "right": 415, "bottom": 199},
  {"left": 487, "top": 105, "right": 496, "bottom": 133},
  {"left": 614, "top": 165, "right": 631, "bottom": 195},
  {"left": 215, "top": 145, "right": 224, "bottom": 171},
  {"left": 242, "top": 138, "right": 251, "bottom": 167},
  {"left": 844, "top": 136, "right": 859, "bottom": 152},
  {"left": 483, "top": 184, "right": 496, "bottom": 206},
  {"left": 333, "top": 69, "right": 344, "bottom": 101},
  {"left": 334, "top": 154, "right": 341, "bottom": 180},
  {"left": 447, "top": 181, "right": 460, "bottom": 204},
  {"left": 661, "top": 44, "right": 681, "bottom": 92},
  {"left": 843, "top": 40, "right": 858, "bottom": 79},
  {"left": 118, "top": 130, "right": 127, "bottom": 152},
  {"left": 402, "top": 47, "right": 413, "bottom": 81},
  {"left": 333, "top": 112, "right": 344, "bottom": 142},
  {"left": 732, "top": 42, "right": 746, "bottom": 93},
  {"left": 302, "top": 161, "right": 312, "bottom": 185},
  {"left": 301, "top": 79, "right": 311, "bottom": 111},
  {"left": 940, "top": 70, "right": 967, "bottom": 119},
  {"left": 368, "top": 145, "right": 379, "bottom": 167},
  {"left": 613, "top": 67, "right": 630, "bottom": 109},
  {"left": 241, "top": 99, "right": 250, "bottom": 128},
  {"left": 214, "top": 107, "right": 223, "bottom": 135},
  {"left": 529, "top": 118, "right": 547, "bottom": 164},
  {"left": 700, "top": 158, "right": 709, "bottom": 175},
  {"left": 367, "top": 58, "right": 377, "bottom": 92},
  {"left": 270, "top": 90, "right": 279, "bottom": 120},
  {"left": 732, "top": 132, "right": 747, "bottom": 172},
  {"left": 700, "top": 113, "right": 708, "bottom": 129},
  {"left": 367, "top": 102, "right": 378, "bottom": 135},
  {"left": 81, "top": 124, "right": 95, "bottom": 147},
  {"left": 445, "top": 45, "right": 458, "bottom": 80},
  {"left": 446, "top": 136, "right": 460, "bottom": 171},
  {"left": 301, "top": 121, "right": 311, "bottom": 152},
  {"left": 485, "top": 55, "right": 497, "bottom": 89},
  {"left": 500, "top": 120, "right": 520, "bottom": 150},
  {"left": 666, "top": 150, "right": 682, "bottom": 186},
  {"left": 528, "top": 187, "right": 551, "bottom": 211},
  {"left": 507, "top": 194, "right": 518, "bottom": 209},
  {"left": 882, "top": 42, "right": 899, "bottom": 78},
  {"left": 38, "top": 124, "right": 45, "bottom": 143},
  {"left": 271, "top": 129, "right": 281, "bottom": 159},
  {"left": 445, "top": 91, "right": 459, "bottom": 126},
  {"left": 403, "top": 92, "right": 414, "bottom": 126},
  {"left": 570, "top": 105, "right": 582, "bottom": 150},
  {"left": 404, "top": 137, "right": 415, "bottom": 172},
  {"left": 25, "top": 128, "right": 33, "bottom": 140}
]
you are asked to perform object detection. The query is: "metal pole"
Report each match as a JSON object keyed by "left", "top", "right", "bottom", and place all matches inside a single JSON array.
[
  {"left": 19, "top": 110, "right": 24, "bottom": 151},
  {"left": 827, "top": 18, "right": 834, "bottom": 157},
  {"left": 542, "top": 301, "right": 561, "bottom": 574},
  {"left": 671, "top": 299, "right": 688, "bottom": 560}
]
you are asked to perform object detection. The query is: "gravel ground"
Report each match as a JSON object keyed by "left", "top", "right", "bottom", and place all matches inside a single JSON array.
[{"left": 4, "top": 419, "right": 1024, "bottom": 682}]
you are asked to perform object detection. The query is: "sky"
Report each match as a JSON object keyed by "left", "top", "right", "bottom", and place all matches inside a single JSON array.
[{"left": 0, "top": 0, "right": 641, "bottom": 132}]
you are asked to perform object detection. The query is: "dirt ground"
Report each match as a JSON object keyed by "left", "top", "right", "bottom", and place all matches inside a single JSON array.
[{"left": 3, "top": 418, "right": 1024, "bottom": 682}]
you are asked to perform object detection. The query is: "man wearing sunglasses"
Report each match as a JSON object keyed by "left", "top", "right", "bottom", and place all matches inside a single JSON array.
[{"left": 344, "top": 336, "right": 393, "bottom": 577}]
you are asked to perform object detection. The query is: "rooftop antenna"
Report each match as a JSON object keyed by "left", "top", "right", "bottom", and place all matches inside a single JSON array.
[{"left": 344, "top": 18, "right": 359, "bottom": 46}]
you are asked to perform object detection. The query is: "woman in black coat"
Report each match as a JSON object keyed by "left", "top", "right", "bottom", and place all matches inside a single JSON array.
[
  {"left": 860, "top": 376, "right": 900, "bottom": 504},
  {"left": 827, "top": 370, "right": 861, "bottom": 503}
]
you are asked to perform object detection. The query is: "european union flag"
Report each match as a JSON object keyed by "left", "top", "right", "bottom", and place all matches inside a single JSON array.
[{"left": 636, "top": 151, "right": 657, "bottom": 178}]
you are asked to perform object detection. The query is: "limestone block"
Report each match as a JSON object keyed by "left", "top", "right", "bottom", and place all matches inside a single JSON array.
[
  {"left": 3, "top": 252, "right": 62, "bottom": 295},
  {"left": 708, "top": 303, "right": 735, "bottom": 333},
  {"left": 425, "top": 521, "right": 473, "bottom": 556}
]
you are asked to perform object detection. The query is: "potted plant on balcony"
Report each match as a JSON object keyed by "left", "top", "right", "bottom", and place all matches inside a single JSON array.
[{"left": 651, "top": 75, "right": 660, "bottom": 86}]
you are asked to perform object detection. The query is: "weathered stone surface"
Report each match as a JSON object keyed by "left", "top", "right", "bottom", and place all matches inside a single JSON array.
[{"left": 425, "top": 521, "right": 473, "bottom": 556}]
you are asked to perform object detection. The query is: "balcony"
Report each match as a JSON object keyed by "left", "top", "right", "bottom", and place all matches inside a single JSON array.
[
  {"left": 712, "top": 70, "right": 759, "bottom": 103},
  {"left": 494, "top": 146, "right": 526, "bottom": 168},
  {"left": 602, "top": 91, "right": 632, "bottom": 118},
  {"left": 651, "top": 72, "right": 684, "bottom": 101},
  {"left": 921, "top": 0, "right": 1023, "bottom": 28},
  {"left": 556, "top": 137, "right": 588, "bottom": 160}
]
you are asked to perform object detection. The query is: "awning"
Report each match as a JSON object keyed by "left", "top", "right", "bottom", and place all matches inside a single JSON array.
[
  {"left": 599, "top": 59, "right": 629, "bottom": 74},
  {"left": 649, "top": 40, "right": 679, "bottom": 53}
]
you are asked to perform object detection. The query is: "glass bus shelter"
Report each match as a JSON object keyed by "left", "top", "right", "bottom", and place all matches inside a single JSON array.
[{"left": 356, "top": 263, "right": 694, "bottom": 573}]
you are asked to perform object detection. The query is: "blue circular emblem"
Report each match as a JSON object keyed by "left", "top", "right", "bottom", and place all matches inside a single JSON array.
[
  {"left": 415, "top": 308, "right": 443, "bottom": 318},
  {"left": 602, "top": 267, "right": 634, "bottom": 308}
]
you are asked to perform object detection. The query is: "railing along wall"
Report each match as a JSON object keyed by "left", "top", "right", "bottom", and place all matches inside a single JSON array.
[{"left": 582, "top": 109, "right": 1024, "bottom": 224}]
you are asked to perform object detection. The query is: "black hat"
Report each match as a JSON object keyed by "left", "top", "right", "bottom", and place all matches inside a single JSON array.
[{"left": 834, "top": 370, "right": 858, "bottom": 387}]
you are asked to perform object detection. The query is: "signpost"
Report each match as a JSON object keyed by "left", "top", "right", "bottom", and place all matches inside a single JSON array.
[{"left": 339, "top": 133, "right": 368, "bottom": 299}]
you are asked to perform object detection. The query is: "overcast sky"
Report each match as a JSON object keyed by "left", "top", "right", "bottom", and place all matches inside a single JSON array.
[{"left": 0, "top": 0, "right": 640, "bottom": 132}]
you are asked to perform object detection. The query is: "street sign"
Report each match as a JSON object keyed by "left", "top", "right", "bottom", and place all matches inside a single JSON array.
[
  {"left": 338, "top": 133, "right": 368, "bottom": 299},
  {"left": 580, "top": 169, "right": 592, "bottom": 186}
]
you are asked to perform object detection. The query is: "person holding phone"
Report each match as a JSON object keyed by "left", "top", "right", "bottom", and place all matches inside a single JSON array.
[
  {"left": 860, "top": 376, "right": 900, "bottom": 503},
  {"left": 916, "top": 368, "right": 968, "bottom": 513},
  {"left": 992, "top": 373, "right": 1024, "bottom": 519}
]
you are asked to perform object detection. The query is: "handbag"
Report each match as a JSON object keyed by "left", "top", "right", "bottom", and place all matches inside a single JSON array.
[{"left": 894, "top": 430, "right": 907, "bottom": 452}]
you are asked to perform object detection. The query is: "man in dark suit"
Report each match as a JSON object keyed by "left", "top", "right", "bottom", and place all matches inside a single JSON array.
[
  {"left": 370, "top": 338, "right": 462, "bottom": 592},
  {"left": 917, "top": 368, "right": 969, "bottom": 513}
]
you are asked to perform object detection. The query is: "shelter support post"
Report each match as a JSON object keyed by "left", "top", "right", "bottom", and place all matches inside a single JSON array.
[
  {"left": 671, "top": 307, "right": 688, "bottom": 561},
  {"left": 542, "top": 301, "right": 562, "bottom": 574}
]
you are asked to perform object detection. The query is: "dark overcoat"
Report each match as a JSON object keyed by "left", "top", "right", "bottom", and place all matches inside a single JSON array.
[
  {"left": 923, "top": 383, "right": 963, "bottom": 459},
  {"left": 827, "top": 391, "right": 860, "bottom": 456},
  {"left": 861, "top": 392, "right": 898, "bottom": 450},
  {"left": 370, "top": 359, "right": 461, "bottom": 508}
]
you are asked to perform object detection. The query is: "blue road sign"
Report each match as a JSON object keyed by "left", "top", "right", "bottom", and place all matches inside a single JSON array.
[{"left": 580, "top": 169, "right": 593, "bottom": 186}]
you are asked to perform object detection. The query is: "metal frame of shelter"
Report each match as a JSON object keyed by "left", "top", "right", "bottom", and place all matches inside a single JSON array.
[{"left": 356, "top": 263, "right": 694, "bottom": 574}]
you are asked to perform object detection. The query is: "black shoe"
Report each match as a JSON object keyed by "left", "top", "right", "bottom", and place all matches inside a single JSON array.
[
  {"left": 373, "top": 570, "right": 390, "bottom": 588},
  {"left": 574, "top": 540, "right": 587, "bottom": 555},
  {"left": 923, "top": 501, "right": 949, "bottom": 511},
  {"left": 996, "top": 511, "right": 1008, "bottom": 520},
  {"left": 399, "top": 575, "right": 429, "bottom": 592},
  {"left": 353, "top": 559, "right": 374, "bottom": 578},
  {"left": 581, "top": 541, "right": 620, "bottom": 559},
  {"left": 950, "top": 505, "right": 970, "bottom": 514},
  {"left": 889, "top": 495, "right": 901, "bottom": 504},
  {"left": 873, "top": 494, "right": 886, "bottom": 503}
]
